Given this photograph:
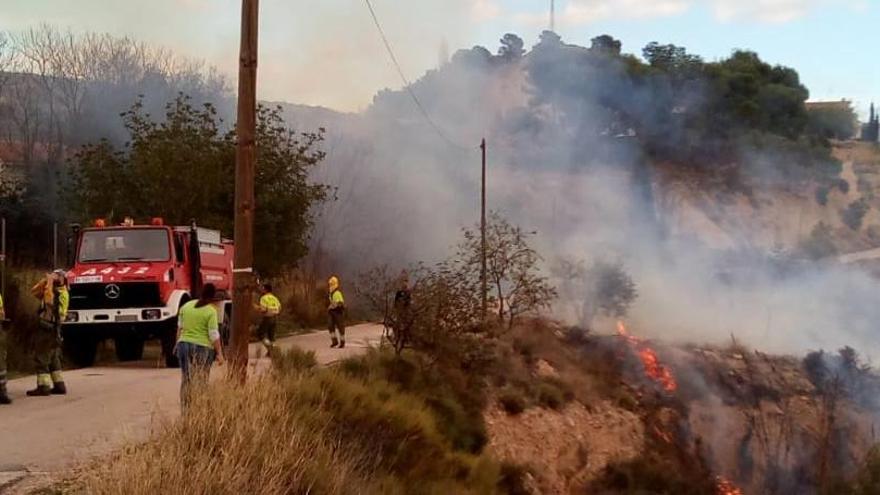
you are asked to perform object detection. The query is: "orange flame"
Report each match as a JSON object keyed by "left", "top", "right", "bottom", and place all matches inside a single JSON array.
[
  {"left": 616, "top": 321, "right": 678, "bottom": 392},
  {"left": 715, "top": 476, "right": 743, "bottom": 495}
]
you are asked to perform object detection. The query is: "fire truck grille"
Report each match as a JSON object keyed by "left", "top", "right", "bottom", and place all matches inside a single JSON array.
[{"left": 69, "top": 282, "right": 163, "bottom": 310}]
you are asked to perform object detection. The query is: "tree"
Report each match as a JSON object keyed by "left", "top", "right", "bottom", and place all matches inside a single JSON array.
[
  {"left": 642, "top": 42, "right": 702, "bottom": 72},
  {"left": 66, "top": 95, "right": 328, "bottom": 275},
  {"left": 799, "top": 222, "right": 838, "bottom": 260},
  {"left": 457, "top": 212, "right": 556, "bottom": 329},
  {"left": 497, "top": 34, "right": 525, "bottom": 61},
  {"left": 590, "top": 35, "right": 622, "bottom": 56},
  {"left": 357, "top": 262, "right": 481, "bottom": 355},
  {"left": 841, "top": 198, "right": 870, "bottom": 232},
  {"left": 583, "top": 260, "right": 637, "bottom": 323},
  {"left": 807, "top": 102, "right": 857, "bottom": 140}
]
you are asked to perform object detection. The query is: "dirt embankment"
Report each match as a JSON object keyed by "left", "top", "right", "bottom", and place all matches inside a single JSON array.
[
  {"left": 651, "top": 142, "right": 880, "bottom": 254},
  {"left": 482, "top": 322, "right": 880, "bottom": 494}
]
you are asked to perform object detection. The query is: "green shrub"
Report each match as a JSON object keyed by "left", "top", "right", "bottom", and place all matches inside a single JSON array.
[
  {"left": 498, "top": 388, "right": 527, "bottom": 415},
  {"left": 340, "top": 349, "right": 490, "bottom": 454},
  {"left": 587, "top": 452, "right": 716, "bottom": 494},
  {"left": 537, "top": 383, "right": 564, "bottom": 410},
  {"left": 842, "top": 198, "right": 871, "bottom": 231},
  {"left": 536, "top": 377, "right": 573, "bottom": 410}
]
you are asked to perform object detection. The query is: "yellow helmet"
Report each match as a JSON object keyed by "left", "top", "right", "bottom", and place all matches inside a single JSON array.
[{"left": 328, "top": 276, "right": 340, "bottom": 291}]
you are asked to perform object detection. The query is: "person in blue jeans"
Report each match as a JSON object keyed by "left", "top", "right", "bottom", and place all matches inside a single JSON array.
[{"left": 174, "top": 283, "right": 225, "bottom": 408}]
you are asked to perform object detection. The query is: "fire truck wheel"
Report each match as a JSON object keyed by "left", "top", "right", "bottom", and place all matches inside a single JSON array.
[
  {"left": 63, "top": 336, "right": 98, "bottom": 368},
  {"left": 114, "top": 336, "right": 145, "bottom": 362}
]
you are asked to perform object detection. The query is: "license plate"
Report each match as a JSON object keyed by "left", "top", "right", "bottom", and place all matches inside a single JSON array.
[
  {"left": 115, "top": 315, "right": 138, "bottom": 322},
  {"left": 76, "top": 275, "right": 103, "bottom": 284}
]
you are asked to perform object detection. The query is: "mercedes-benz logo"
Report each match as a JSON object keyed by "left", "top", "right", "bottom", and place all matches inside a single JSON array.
[{"left": 105, "top": 284, "right": 121, "bottom": 300}]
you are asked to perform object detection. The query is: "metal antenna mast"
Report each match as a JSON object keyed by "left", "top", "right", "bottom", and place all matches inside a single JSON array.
[{"left": 550, "top": 0, "right": 555, "bottom": 32}]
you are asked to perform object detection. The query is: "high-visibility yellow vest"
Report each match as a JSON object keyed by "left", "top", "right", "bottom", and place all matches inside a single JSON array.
[
  {"left": 329, "top": 289, "right": 344, "bottom": 309},
  {"left": 259, "top": 293, "right": 281, "bottom": 316}
]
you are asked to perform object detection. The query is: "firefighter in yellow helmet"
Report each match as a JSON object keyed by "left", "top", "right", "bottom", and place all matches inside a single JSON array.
[
  {"left": 327, "top": 276, "right": 346, "bottom": 348},
  {"left": 28, "top": 270, "right": 69, "bottom": 396},
  {"left": 0, "top": 292, "right": 10, "bottom": 404}
]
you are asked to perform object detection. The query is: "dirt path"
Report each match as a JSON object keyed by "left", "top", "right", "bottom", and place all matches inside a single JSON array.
[{"left": 0, "top": 323, "right": 384, "bottom": 491}]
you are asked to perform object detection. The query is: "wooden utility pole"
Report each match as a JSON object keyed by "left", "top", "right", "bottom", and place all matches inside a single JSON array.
[
  {"left": 480, "top": 138, "right": 488, "bottom": 319},
  {"left": 230, "top": 0, "right": 259, "bottom": 376},
  {"left": 52, "top": 223, "right": 58, "bottom": 268},
  {"left": 1, "top": 218, "right": 6, "bottom": 299}
]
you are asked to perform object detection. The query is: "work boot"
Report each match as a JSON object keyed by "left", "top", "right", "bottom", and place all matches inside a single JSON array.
[
  {"left": 0, "top": 385, "right": 11, "bottom": 405},
  {"left": 339, "top": 340, "right": 346, "bottom": 349},
  {"left": 26, "top": 385, "right": 52, "bottom": 397},
  {"left": 330, "top": 338, "right": 339, "bottom": 348},
  {"left": 51, "top": 382, "right": 67, "bottom": 395}
]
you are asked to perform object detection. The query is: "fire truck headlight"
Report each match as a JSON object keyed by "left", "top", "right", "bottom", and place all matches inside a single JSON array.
[
  {"left": 141, "top": 309, "right": 162, "bottom": 321},
  {"left": 66, "top": 312, "right": 79, "bottom": 323}
]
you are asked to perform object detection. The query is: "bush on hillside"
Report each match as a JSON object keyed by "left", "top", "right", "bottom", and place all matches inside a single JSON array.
[
  {"left": 498, "top": 388, "right": 527, "bottom": 415},
  {"left": 842, "top": 198, "right": 871, "bottom": 231},
  {"left": 799, "top": 222, "right": 838, "bottom": 260},
  {"left": 340, "top": 349, "right": 490, "bottom": 454}
]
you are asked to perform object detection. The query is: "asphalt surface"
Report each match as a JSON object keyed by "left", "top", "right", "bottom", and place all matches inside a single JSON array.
[{"left": 0, "top": 323, "right": 384, "bottom": 491}]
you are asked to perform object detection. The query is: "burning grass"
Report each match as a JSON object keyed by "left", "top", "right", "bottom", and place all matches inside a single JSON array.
[{"left": 616, "top": 321, "right": 677, "bottom": 393}]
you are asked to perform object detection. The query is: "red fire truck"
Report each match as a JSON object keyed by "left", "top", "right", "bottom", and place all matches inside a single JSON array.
[{"left": 62, "top": 218, "right": 233, "bottom": 367}]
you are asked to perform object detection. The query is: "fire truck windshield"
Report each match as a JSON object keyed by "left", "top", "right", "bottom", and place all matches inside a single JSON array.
[{"left": 79, "top": 228, "right": 171, "bottom": 263}]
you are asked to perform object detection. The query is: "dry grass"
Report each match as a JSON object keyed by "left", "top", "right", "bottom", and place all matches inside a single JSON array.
[{"left": 78, "top": 347, "right": 501, "bottom": 495}]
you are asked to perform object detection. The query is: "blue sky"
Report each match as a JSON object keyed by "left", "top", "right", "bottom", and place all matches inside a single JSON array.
[{"left": 1, "top": 0, "right": 877, "bottom": 117}]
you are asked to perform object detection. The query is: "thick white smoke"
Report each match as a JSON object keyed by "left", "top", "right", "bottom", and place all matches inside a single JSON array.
[{"left": 296, "top": 35, "right": 880, "bottom": 361}]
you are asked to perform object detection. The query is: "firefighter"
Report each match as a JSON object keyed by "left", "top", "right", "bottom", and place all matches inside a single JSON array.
[
  {"left": 0, "top": 292, "right": 11, "bottom": 405},
  {"left": 28, "top": 270, "right": 69, "bottom": 397},
  {"left": 255, "top": 283, "right": 281, "bottom": 350},
  {"left": 390, "top": 272, "right": 412, "bottom": 344},
  {"left": 327, "top": 276, "right": 346, "bottom": 348}
]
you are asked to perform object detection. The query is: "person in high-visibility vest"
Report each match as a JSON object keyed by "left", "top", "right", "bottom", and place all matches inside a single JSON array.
[
  {"left": 327, "top": 276, "right": 346, "bottom": 348},
  {"left": 255, "top": 283, "right": 281, "bottom": 350},
  {"left": 28, "top": 270, "right": 69, "bottom": 397},
  {"left": 174, "top": 283, "right": 225, "bottom": 408},
  {"left": 0, "top": 292, "right": 11, "bottom": 405}
]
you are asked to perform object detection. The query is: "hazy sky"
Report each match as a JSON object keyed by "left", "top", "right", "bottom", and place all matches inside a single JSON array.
[{"left": 2, "top": 0, "right": 877, "bottom": 116}]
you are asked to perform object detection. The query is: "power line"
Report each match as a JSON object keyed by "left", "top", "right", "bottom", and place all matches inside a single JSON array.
[{"left": 363, "top": 0, "right": 476, "bottom": 152}]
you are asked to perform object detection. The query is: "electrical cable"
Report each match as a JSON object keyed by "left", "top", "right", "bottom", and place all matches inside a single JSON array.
[{"left": 363, "top": 0, "right": 477, "bottom": 152}]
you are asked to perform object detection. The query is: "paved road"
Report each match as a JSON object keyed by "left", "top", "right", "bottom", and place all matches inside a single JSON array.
[{"left": 0, "top": 323, "right": 383, "bottom": 491}]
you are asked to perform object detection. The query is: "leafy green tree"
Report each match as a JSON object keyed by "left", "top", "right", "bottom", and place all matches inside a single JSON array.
[
  {"left": 65, "top": 95, "right": 327, "bottom": 275},
  {"left": 807, "top": 102, "right": 858, "bottom": 140},
  {"left": 497, "top": 33, "right": 525, "bottom": 61},
  {"left": 799, "top": 222, "right": 838, "bottom": 260},
  {"left": 456, "top": 212, "right": 557, "bottom": 329},
  {"left": 842, "top": 198, "right": 871, "bottom": 231},
  {"left": 642, "top": 42, "right": 702, "bottom": 72},
  {"left": 582, "top": 260, "right": 637, "bottom": 324},
  {"left": 591, "top": 35, "right": 622, "bottom": 56}
]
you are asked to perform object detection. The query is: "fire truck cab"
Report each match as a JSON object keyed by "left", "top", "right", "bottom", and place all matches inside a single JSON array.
[{"left": 63, "top": 218, "right": 233, "bottom": 368}]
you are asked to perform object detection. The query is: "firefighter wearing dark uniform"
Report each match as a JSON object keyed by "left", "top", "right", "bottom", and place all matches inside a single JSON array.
[
  {"left": 0, "top": 293, "right": 10, "bottom": 404},
  {"left": 328, "top": 276, "right": 346, "bottom": 348},
  {"left": 28, "top": 270, "right": 68, "bottom": 397}
]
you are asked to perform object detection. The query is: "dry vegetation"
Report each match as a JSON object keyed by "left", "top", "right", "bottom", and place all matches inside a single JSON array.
[
  {"left": 59, "top": 314, "right": 880, "bottom": 495},
  {"left": 79, "top": 347, "right": 500, "bottom": 495}
]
